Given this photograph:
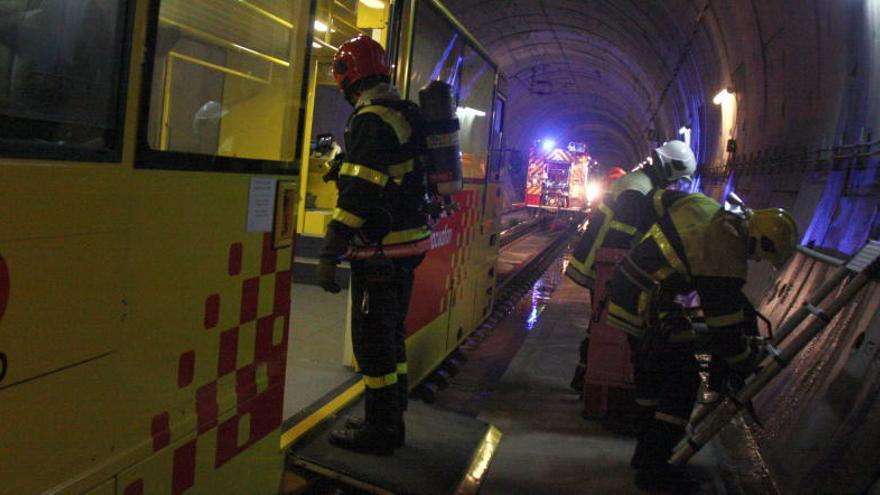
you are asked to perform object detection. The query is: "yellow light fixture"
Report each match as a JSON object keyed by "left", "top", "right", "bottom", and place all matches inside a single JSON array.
[
  {"left": 314, "top": 20, "right": 329, "bottom": 32},
  {"left": 360, "top": 0, "right": 385, "bottom": 9},
  {"left": 713, "top": 88, "right": 734, "bottom": 105}
]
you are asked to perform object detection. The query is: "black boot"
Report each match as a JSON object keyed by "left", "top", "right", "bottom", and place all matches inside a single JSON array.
[
  {"left": 329, "top": 387, "right": 402, "bottom": 454},
  {"left": 341, "top": 374, "right": 407, "bottom": 448},
  {"left": 629, "top": 406, "right": 657, "bottom": 469},
  {"left": 633, "top": 418, "right": 699, "bottom": 493},
  {"left": 569, "top": 363, "right": 586, "bottom": 392}
]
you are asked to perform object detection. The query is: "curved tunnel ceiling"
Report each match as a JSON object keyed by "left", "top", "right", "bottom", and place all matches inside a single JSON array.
[{"left": 444, "top": 0, "right": 721, "bottom": 168}]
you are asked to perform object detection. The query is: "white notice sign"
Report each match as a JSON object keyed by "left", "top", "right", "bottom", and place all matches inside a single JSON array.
[{"left": 246, "top": 178, "right": 277, "bottom": 232}]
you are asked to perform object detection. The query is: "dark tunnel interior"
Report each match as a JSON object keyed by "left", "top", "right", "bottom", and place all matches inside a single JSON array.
[{"left": 445, "top": 0, "right": 880, "bottom": 256}]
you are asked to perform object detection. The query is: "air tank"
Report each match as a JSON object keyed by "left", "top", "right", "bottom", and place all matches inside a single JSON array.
[{"left": 419, "top": 80, "right": 463, "bottom": 195}]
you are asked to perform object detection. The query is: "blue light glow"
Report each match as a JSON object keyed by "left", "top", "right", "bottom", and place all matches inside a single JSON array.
[{"left": 541, "top": 139, "right": 556, "bottom": 152}]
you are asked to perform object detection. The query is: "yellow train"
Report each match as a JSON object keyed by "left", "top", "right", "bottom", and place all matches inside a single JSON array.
[{"left": 0, "top": 1, "right": 506, "bottom": 494}]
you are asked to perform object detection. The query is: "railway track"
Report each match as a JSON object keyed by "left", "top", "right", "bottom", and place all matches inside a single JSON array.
[{"left": 417, "top": 227, "right": 576, "bottom": 402}]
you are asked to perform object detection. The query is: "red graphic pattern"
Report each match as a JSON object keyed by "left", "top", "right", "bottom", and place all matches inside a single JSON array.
[
  {"left": 405, "top": 189, "right": 481, "bottom": 334},
  {"left": 145, "top": 232, "right": 291, "bottom": 492}
]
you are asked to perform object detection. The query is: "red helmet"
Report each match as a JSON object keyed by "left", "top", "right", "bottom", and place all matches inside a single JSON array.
[
  {"left": 606, "top": 167, "right": 627, "bottom": 182},
  {"left": 332, "top": 35, "right": 390, "bottom": 92}
]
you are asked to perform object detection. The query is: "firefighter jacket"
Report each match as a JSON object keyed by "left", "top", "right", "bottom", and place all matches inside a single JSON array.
[
  {"left": 320, "top": 83, "right": 431, "bottom": 262},
  {"left": 605, "top": 190, "right": 753, "bottom": 364},
  {"left": 566, "top": 169, "right": 656, "bottom": 288}
]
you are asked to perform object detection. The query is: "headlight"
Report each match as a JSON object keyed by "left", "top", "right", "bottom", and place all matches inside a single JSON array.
[{"left": 586, "top": 181, "right": 602, "bottom": 203}]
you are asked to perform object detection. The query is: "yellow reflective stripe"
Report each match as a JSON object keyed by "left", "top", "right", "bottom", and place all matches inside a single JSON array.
[
  {"left": 725, "top": 344, "right": 752, "bottom": 364},
  {"left": 648, "top": 224, "right": 689, "bottom": 279},
  {"left": 581, "top": 203, "right": 615, "bottom": 274},
  {"left": 608, "top": 302, "right": 644, "bottom": 326},
  {"left": 653, "top": 266, "right": 677, "bottom": 281},
  {"left": 358, "top": 105, "right": 412, "bottom": 143},
  {"left": 382, "top": 226, "right": 431, "bottom": 245},
  {"left": 396, "top": 362, "right": 408, "bottom": 374},
  {"left": 566, "top": 257, "right": 596, "bottom": 282},
  {"left": 608, "top": 220, "right": 638, "bottom": 235},
  {"left": 332, "top": 208, "right": 365, "bottom": 228},
  {"left": 340, "top": 162, "right": 389, "bottom": 187},
  {"left": 363, "top": 372, "right": 398, "bottom": 389},
  {"left": 653, "top": 189, "right": 666, "bottom": 218},
  {"left": 388, "top": 159, "right": 415, "bottom": 177},
  {"left": 705, "top": 310, "right": 745, "bottom": 328}
]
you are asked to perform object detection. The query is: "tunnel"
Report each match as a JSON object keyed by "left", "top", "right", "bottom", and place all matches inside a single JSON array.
[{"left": 444, "top": 0, "right": 880, "bottom": 255}]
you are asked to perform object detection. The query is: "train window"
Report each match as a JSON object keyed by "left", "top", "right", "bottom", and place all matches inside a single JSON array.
[
  {"left": 458, "top": 47, "right": 495, "bottom": 179},
  {"left": 0, "top": 0, "right": 129, "bottom": 160},
  {"left": 408, "top": 1, "right": 463, "bottom": 100},
  {"left": 143, "top": 0, "right": 310, "bottom": 168}
]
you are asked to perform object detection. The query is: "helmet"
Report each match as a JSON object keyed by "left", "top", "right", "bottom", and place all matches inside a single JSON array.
[
  {"left": 653, "top": 140, "right": 697, "bottom": 184},
  {"left": 747, "top": 208, "right": 798, "bottom": 268},
  {"left": 606, "top": 167, "right": 627, "bottom": 182},
  {"left": 332, "top": 35, "right": 390, "bottom": 92}
]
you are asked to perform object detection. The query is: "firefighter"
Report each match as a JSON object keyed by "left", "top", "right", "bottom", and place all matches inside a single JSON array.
[
  {"left": 568, "top": 142, "right": 696, "bottom": 392},
  {"left": 605, "top": 190, "right": 798, "bottom": 492},
  {"left": 316, "top": 34, "right": 432, "bottom": 455}
]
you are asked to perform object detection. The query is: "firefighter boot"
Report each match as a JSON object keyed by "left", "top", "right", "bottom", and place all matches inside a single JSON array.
[
  {"left": 633, "top": 419, "right": 699, "bottom": 493},
  {"left": 342, "top": 375, "right": 407, "bottom": 448},
  {"left": 629, "top": 406, "right": 657, "bottom": 469},
  {"left": 330, "top": 388, "right": 402, "bottom": 455}
]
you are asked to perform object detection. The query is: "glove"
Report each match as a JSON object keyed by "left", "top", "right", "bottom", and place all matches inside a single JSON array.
[{"left": 316, "top": 262, "right": 341, "bottom": 294}]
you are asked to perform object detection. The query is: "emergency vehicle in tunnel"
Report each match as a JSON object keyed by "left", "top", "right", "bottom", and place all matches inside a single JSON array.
[
  {"left": 523, "top": 140, "right": 596, "bottom": 212},
  {"left": 2, "top": 0, "right": 880, "bottom": 494}
]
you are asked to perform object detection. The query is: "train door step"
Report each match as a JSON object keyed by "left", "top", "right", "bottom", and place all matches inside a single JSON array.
[{"left": 286, "top": 398, "right": 502, "bottom": 495}]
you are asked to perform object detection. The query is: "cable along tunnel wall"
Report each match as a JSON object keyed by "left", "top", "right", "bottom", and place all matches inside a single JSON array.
[{"left": 746, "top": 249, "right": 880, "bottom": 495}]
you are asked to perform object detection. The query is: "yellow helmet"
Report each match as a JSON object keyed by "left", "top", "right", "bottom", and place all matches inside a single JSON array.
[{"left": 747, "top": 208, "right": 798, "bottom": 268}]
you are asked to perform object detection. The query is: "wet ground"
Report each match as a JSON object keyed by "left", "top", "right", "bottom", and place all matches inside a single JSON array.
[{"left": 432, "top": 255, "right": 737, "bottom": 494}]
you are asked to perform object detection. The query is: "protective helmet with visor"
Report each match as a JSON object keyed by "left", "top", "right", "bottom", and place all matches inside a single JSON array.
[
  {"left": 746, "top": 208, "right": 798, "bottom": 269},
  {"left": 652, "top": 140, "right": 697, "bottom": 186}
]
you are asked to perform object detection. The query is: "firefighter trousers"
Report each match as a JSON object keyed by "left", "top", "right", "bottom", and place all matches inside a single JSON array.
[
  {"left": 627, "top": 331, "right": 699, "bottom": 467},
  {"left": 350, "top": 254, "right": 423, "bottom": 427}
]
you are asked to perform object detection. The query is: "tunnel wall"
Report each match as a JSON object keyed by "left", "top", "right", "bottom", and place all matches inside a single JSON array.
[
  {"left": 748, "top": 250, "right": 880, "bottom": 495},
  {"left": 698, "top": 0, "right": 880, "bottom": 257}
]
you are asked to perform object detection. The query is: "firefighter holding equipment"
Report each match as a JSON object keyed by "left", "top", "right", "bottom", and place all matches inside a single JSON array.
[
  {"left": 604, "top": 190, "right": 798, "bottom": 492},
  {"left": 568, "top": 141, "right": 697, "bottom": 391},
  {"left": 316, "top": 34, "right": 434, "bottom": 455}
]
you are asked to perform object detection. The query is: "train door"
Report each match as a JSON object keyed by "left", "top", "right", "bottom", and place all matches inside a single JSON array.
[
  {"left": 283, "top": 0, "right": 394, "bottom": 420},
  {"left": 120, "top": 1, "right": 312, "bottom": 493}
]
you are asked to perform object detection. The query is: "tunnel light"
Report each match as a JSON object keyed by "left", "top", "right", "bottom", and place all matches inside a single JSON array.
[
  {"left": 713, "top": 88, "right": 734, "bottom": 105},
  {"left": 541, "top": 139, "right": 556, "bottom": 152},
  {"left": 314, "top": 20, "right": 329, "bottom": 32},
  {"left": 456, "top": 106, "right": 486, "bottom": 118},
  {"left": 360, "top": 0, "right": 385, "bottom": 8},
  {"left": 312, "top": 42, "right": 321, "bottom": 48}
]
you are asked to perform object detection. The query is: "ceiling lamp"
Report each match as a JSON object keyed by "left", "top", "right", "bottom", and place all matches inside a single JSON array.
[
  {"left": 360, "top": 0, "right": 385, "bottom": 8},
  {"left": 314, "top": 20, "right": 329, "bottom": 32}
]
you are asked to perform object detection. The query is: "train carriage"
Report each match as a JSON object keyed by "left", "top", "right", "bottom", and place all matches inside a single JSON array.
[{"left": 0, "top": 1, "right": 505, "bottom": 493}]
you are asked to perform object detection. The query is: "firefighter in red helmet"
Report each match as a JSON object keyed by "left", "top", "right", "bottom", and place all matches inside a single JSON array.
[{"left": 317, "top": 34, "right": 431, "bottom": 455}]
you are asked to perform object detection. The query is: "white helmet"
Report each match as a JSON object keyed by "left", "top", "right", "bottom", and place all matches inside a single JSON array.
[{"left": 654, "top": 140, "right": 697, "bottom": 184}]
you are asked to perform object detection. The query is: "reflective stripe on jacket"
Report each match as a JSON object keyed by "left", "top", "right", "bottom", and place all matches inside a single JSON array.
[
  {"left": 327, "top": 83, "right": 431, "bottom": 259},
  {"left": 566, "top": 170, "right": 655, "bottom": 288}
]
